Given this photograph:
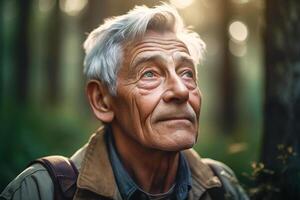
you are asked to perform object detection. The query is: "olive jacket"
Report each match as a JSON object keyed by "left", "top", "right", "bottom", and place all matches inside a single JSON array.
[{"left": 1, "top": 127, "right": 249, "bottom": 200}]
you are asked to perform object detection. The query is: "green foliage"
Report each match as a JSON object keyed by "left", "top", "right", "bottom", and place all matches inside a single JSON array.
[
  {"left": 0, "top": 103, "right": 96, "bottom": 191},
  {"left": 244, "top": 144, "right": 300, "bottom": 200}
]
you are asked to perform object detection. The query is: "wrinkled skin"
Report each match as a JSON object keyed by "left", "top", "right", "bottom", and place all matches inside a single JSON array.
[{"left": 110, "top": 31, "right": 202, "bottom": 153}]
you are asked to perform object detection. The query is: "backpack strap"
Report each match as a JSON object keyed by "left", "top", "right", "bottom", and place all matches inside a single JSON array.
[{"left": 29, "top": 156, "right": 79, "bottom": 200}]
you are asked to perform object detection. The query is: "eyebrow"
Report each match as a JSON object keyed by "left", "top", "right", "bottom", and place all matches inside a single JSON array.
[
  {"left": 174, "top": 54, "right": 195, "bottom": 67},
  {"left": 131, "top": 53, "right": 194, "bottom": 70},
  {"left": 130, "top": 53, "right": 167, "bottom": 72}
]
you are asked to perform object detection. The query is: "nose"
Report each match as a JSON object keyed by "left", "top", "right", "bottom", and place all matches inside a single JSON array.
[{"left": 162, "top": 73, "right": 189, "bottom": 104}]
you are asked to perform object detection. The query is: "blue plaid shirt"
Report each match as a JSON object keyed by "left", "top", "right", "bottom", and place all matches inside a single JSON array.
[{"left": 106, "top": 131, "right": 192, "bottom": 200}]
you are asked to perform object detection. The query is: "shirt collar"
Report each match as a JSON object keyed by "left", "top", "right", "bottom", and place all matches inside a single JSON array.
[
  {"left": 106, "top": 129, "right": 192, "bottom": 200},
  {"left": 175, "top": 152, "right": 192, "bottom": 200},
  {"left": 76, "top": 126, "right": 117, "bottom": 198},
  {"left": 106, "top": 131, "right": 139, "bottom": 200}
]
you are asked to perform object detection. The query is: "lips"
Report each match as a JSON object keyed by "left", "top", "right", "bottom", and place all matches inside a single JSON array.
[
  {"left": 151, "top": 103, "right": 198, "bottom": 125},
  {"left": 155, "top": 111, "right": 196, "bottom": 124}
]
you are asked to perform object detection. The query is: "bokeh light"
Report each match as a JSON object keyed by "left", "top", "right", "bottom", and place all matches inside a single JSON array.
[
  {"left": 229, "top": 21, "right": 248, "bottom": 42},
  {"left": 59, "top": 0, "right": 88, "bottom": 16},
  {"left": 231, "top": 0, "right": 250, "bottom": 4},
  {"left": 169, "top": 0, "right": 194, "bottom": 9}
]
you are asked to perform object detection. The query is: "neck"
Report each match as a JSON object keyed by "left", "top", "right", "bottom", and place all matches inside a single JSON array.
[{"left": 111, "top": 127, "right": 179, "bottom": 194}]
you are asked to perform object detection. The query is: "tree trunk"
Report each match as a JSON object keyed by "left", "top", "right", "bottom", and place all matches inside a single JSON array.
[
  {"left": 15, "top": 0, "right": 31, "bottom": 104},
  {"left": 45, "top": 0, "right": 62, "bottom": 105},
  {"left": 220, "top": 0, "right": 236, "bottom": 132},
  {"left": 0, "top": 0, "right": 3, "bottom": 105},
  {"left": 80, "top": 0, "right": 108, "bottom": 35},
  {"left": 261, "top": 0, "right": 300, "bottom": 199}
]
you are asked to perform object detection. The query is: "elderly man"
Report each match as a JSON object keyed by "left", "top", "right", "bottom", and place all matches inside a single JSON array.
[{"left": 1, "top": 4, "right": 248, "bottom": 200}]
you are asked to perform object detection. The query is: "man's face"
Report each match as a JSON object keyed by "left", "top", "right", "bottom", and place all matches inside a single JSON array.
[{"left": 110, "top": 31, "right": 202, "bottom": 151}]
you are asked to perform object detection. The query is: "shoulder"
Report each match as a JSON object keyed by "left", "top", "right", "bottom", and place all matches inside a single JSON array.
[
  {"left": 201, "top": 158, "right": 237, "bottom": 183},
  {"left": 0, "top": 164, "right": 54, "bottom": 200},
  {"left": 183, "top": 149, "right": 249, "bottom": 200},
  {"left": 201, "top": 158, "right": 249, "bottom": 200}
]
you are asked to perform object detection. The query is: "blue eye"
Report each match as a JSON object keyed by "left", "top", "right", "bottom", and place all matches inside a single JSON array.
[
  {"left": 183, "top": 71, "right": 194, "bottom": 78},
  {"left": 143, "top": 71, "right": 154, "bottom": 78}
]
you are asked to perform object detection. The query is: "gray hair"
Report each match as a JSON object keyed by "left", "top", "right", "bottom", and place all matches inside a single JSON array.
[{"left": 83, "top": 3, "right": 206, "bottom": 95}]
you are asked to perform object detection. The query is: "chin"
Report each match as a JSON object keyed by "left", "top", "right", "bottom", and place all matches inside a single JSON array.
[
  {"left": 172, "top": 139, "right": 196, "bottom": 151},
  {"left": 152, "top": 133, "right": 197, "bottom": 152}
]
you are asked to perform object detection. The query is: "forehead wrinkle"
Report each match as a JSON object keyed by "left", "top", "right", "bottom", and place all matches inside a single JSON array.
[
  {"left": 139, "top": 36, "right": 187, "bottom": 44},
  {"left": 138, "top": 39, "right": 187, "bottom": 47},
  {"left": 128, "top": 43, "right": 189, "bottom": 70},
  {"left": 124, "top": 36, "right": 192, "bottom": 76},
  {"left": 132, "top": 43, "right": 187, "bottom": 51},
  {"left": 132, "top": 39, "right": 189, "bottom": 52},
  {"left": 129, "top": 42, "right": 189, "bottom": 56},
  {"left": 127, "top": 36, "right": 189, "bottom": 54},
  {"left": 130, "top": 46, "right": 188, "bottom": 65}
]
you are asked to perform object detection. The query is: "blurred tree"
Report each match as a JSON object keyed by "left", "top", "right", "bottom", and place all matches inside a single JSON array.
[
  {"left": 15, "top": 0, "right": 32, "bottom": 104},
  {"left": 0, "top": 0, "right": 3, "bottom": 104},
  {"left": 220, "top": 0, "right": 237, "bottom": 132},
  {"left": 80, "top": 0, "right": 108, "bottom": 36},
  {"left": 46, "top": 0, "right": 62, "bottom": 105},
  {"left": 260, "top": 0, "right": 300, "bottom": 199}
]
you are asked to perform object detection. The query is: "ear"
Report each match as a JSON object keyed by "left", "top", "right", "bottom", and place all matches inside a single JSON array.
[{"left": 86, "top": 80, "right": 114, "bottom": 123}]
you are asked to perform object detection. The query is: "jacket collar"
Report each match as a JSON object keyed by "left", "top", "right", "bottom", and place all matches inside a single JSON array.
[
  {"left": 183, "top": 149, "right": 221, "bottom": 189},
  {"left": 76, "top": 127, "right": 117, "bottom": 198},
  {"left": 75, "top": 127, "right": 221, "bottom": 199}
]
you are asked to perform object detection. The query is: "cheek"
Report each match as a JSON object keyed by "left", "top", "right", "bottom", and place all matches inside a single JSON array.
[
  {"left": 134, "top": 88, "right": 163, "bottom": 121},
  {"left": 114, "top": 86, "right": 137, "bottom": 122},
  {"left": 190, "top": 89, "right": 202, "bottom": 117}
]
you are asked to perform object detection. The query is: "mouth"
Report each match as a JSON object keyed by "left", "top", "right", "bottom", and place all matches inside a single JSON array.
[{"left": 157, "top": 115, "right": 194, "bottom": 123}]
